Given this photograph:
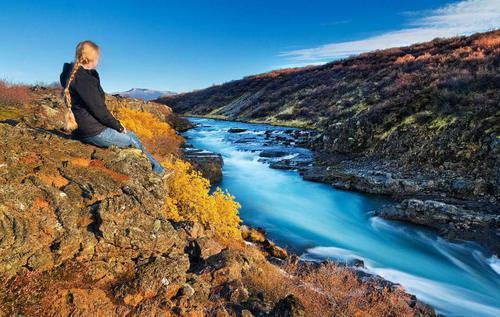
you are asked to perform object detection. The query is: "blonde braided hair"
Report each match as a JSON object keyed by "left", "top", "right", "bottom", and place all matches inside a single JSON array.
[{"left": 63, "top": 40, "right": 100, "bottom": 131}]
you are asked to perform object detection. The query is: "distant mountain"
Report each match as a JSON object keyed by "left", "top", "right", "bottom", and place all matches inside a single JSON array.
[{"left": 114, "top": 88, "right": 176, "bottom": 101}]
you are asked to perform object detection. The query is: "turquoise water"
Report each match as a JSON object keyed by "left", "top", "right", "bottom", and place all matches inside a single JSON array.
[{"left": 184, "top": 117, "right": 500, "bottom": 317}]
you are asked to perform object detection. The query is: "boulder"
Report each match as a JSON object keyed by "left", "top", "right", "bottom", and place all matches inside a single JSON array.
[
  {"left": 240, "top": 225, "right": 266, "bottom": 243},
  {"left": 259, "top": 150, "right": 289, "bottom": 158},
  {"left": 183, "top": 148, "right": 223, "bottom": 184},
  {"left": 377, "top": 199, "right": 500, "bottom": 253},
  {"left": 270, "top": 294, "right": 305, "bottom": 317},
  {"left": 228, "top": 128, "right": 247, "bottom": 133}
]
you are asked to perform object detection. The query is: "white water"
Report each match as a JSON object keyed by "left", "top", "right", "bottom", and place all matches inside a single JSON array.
[{"left": 184, "top": 117, "right": 500, "bottom": 317}]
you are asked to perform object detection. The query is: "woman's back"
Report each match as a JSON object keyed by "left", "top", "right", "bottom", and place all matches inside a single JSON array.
[{"left": 60, "top": 62, "right": 124, "bottom": 137}]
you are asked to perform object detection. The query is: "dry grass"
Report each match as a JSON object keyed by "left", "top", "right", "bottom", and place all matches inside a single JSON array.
[
  {"left": 474, "top": 34, "right": 500, "bottom": 48},
  {"left": 0, "top": 80, "right": 31, "bottom": 106},
  {"left": 243, "top": 261, "right": 414, "bottom": 317},
  {"left": 0, "top": 262, "right": 98, "bottom": 317},
  {"left": 395, "top": 54, "right": 415, "bottom": 64}
]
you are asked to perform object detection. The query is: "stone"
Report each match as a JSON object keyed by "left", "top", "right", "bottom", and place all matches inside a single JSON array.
[
  {"left": 377, "top": 199, "right": 500, "bottom": 253},
  {"left": 259, "top": 150, "right": 289, "bottom": 158},
  {"left": 182, "top": 148, "right": 223, "bottom": 184},
  {"left": 240, "top": 225, "right": 266, "bottom": 243},
  {"left": 227, "top": 128, "right": 247, "bottom": 133},
  {"left": 270, "top": 294, "right": 305, "bottom": 317}
]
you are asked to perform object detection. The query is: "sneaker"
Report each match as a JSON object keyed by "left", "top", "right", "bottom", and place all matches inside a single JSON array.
[{"left": 160, "top": 169, "right": 174, "bottom": 180}]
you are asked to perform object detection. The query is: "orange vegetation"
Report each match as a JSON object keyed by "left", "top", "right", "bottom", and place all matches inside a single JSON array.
[
  {"left": 37, "top": 173, "right": 70, "bottom": 188},
  {"left": 395, "top": 54, "right": 415, "bottom": 64},
  {"left": 112, "top": 107, "right": 242, "bottom": 239},
  {"left": 88, "top": 160, "right": 129, "bottom": 182},
  {"left": 244, "top": 261, "right": 414, "bottom": 317},
  {"left": 69, "top": 157, "right": 129, "bottom": 182},
  {"left": 474, "top": 34, "right": 500, "bottom": 48},
  {"left": 248, "top": 66, "right": 311, "bottom": 79},
  {"left": 162, "top": 157, "right": 241, "bottom": 239},
  {"left": 0, "top": 80, "right": 31, "bottom": 106},
  {"left": 115, "top": 108, "right": 183, "bottom": 157}
]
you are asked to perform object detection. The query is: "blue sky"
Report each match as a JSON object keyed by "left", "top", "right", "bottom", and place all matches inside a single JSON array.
[{"left": 0, "top": 0, "right": 499, "bottom": 93}]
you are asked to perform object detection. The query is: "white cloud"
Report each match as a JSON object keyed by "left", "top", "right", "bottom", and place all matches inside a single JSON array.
[{"left": 280, "top": 0, "right": 500, "bottom": 63}]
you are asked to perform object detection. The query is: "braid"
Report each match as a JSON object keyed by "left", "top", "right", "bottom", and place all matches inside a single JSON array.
[
  {"left": 61, "top": 59, "right": 80, "bottom": 132},
  {"left": 63, "top": 59, "right": 82, "bottom": 108}
]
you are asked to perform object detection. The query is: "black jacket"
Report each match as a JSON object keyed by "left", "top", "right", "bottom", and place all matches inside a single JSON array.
[{"left": 60, "top": 63, "right": 124, "bottom": 137}]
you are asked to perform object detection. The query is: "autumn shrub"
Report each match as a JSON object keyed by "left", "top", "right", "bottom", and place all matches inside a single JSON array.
[
  {"left": 162, "top": 157, "right": 241, "bottom": 239},
  {"left": 111, "top": 107, "right": 241, "bottom": 239},
  {"left": 395, "top": 54, "right": 415, "bottom": 64},
  {"left": 244, "top": 261, "right": 414, "bottom": 317},
  {"left": 0, "top": 80, "right": 30, "bottom": 106},
  {"left": 114, "top": 108, "right": 183, "bottom": 157}
]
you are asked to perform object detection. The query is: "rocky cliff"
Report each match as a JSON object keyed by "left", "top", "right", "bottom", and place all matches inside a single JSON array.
[
  {"left": 0, "top": 86, "right": 429, "bottom": 316},
  {"left": 156, "top": 30, "right": 500, "bottom": 252}
]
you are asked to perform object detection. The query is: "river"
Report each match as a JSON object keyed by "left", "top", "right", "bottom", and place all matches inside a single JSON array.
[{"left": 183, "top": 117, "right": 500, "bottom": 317}]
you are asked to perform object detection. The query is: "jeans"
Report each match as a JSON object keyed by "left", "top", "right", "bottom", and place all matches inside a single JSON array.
[{"left": 80, "top": 128, "right": 165, "bottom": 175}]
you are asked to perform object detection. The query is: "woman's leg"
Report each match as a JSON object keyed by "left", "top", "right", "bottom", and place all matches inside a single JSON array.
[
  {"left": 126, "top": 131, "right": 165, "bottom": 175},
  {"left": 81, "top": 128, "right": 165, "bottom": 175},
  {"left": 80, "top": 128, "right": 133, "bottom": 148}
]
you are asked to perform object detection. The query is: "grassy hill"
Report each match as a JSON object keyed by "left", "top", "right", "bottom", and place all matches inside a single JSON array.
[{"left": 157, "top": 30, "right": 500, "bottom": 203}]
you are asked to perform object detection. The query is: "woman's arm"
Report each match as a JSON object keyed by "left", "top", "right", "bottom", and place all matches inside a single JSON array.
[{"left": 74, "top": 76, "right": 125, "bottom": 132}]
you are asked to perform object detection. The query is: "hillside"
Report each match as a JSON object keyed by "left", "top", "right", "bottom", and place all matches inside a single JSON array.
[
  {"left": 156, "top": 31, "right": 500, "bottom": 229},
  {"left": 0, "top": 84, "right": 431, "bottom": 316}
]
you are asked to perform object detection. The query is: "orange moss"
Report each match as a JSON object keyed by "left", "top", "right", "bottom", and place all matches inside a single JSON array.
[
  {"left": 38, "top": 173, "right": 70, "bottom": 188},
  {"left": 88, "top": 160, "right": 129, "bottom": 182},
  {"left": 69, "top": 158, "right": 129, "bottom": 182},
  {"left": 0, "top": 262, "right": 106, "bottom": 317},
  {"left": 32, "top": 197, "right": 50, "bottom": 210},
  {"left": 70, "top": 157, "right": 91, "bottom": 167},
  {"left": 19, "top": 153, "right": 41, "bottom": 165}
]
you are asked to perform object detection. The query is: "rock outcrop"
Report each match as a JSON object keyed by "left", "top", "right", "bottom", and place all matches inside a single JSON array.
[
  {"left": 182, "top": 147, "right": 224, "bottom": 184},
  {"left": 0, "top": 121, "right": 297, "bottom": 316},
  {"left": 377, "top": 199, "right": 500, "bottom": 253}
]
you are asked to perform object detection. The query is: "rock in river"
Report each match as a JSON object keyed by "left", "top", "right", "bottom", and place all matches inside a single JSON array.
[
  {"left": 377, "top": 198, "right": 500, "bottom": 253},
  {"left": 182, "top": 148, "right": 223, "bottom": 184},
  {"left": 228, "top": 128, "right": 247, "bottom": 133}
]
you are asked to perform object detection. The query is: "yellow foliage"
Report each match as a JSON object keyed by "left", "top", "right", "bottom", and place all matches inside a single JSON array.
[
  {"left": 115, "top": 108, "right": 183, "bottom": 158},
  {"left": 112, "top": 107, "right": 241, "bottom": 239},
  {"left": 162, "top": 157, "right": 241, "bottom": 239}
]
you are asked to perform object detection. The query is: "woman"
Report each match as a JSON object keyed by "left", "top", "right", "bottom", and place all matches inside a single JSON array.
[{"left": 60, "top": 40, "right": 166, "bottom": 176}]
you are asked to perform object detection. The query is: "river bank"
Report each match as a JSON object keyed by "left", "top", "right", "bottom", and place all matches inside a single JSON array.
[
  {"left": 300, "top": 154, "right": 500, "bottom": 254},
  {"left": 182, "top": 116, "right": 500, "bottom": 317},
  {"left": 183, "top": 116, "right": 499, "bottom": 255}
]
